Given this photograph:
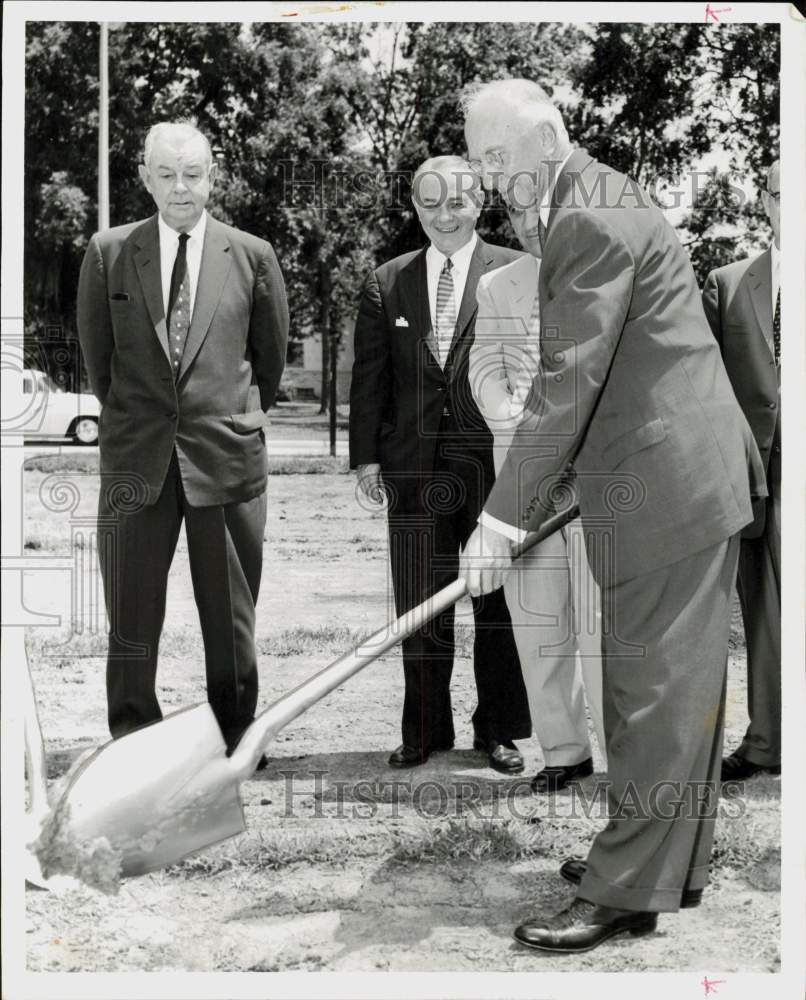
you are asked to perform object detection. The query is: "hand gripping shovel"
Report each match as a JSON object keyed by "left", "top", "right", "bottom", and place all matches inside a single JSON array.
[{"left": 33, "top": 505, "right": 578, "bottom": 885}]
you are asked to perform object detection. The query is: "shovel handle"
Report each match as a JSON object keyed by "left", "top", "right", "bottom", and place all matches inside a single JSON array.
[
  {"left": 230, "top": 503, "right": 580, "bottom": 776},
  {"left": 24, "top": 651, "right": 51, "bottom": 819}
]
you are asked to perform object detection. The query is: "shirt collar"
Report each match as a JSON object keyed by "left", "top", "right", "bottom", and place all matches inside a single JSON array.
[
  {"left": 540, "top": 148, "right": 576, "bottom": 228},
  {"left": 770, "top": 241, "right": 779, "bottom": 272},
  {"left": 158, "top": 209, "right": 207, "bottom": 247},
  {"left": 426, "top": 231, "right": 478, "bottom": 272}
]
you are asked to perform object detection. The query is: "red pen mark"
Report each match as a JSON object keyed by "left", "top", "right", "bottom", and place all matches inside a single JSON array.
[
  {"left": 703, "top": 977, "right": 726, "bottom": 996},
  {"left": 704, "top": 3, "right": 731, "bottom": 21}
]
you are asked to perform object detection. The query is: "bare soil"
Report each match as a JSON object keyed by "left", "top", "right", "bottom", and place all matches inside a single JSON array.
[{"left": 23, "top": 461, "right": 781, "bottom": 974}]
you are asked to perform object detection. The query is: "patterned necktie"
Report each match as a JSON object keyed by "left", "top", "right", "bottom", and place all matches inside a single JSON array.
[
  {"left": 168, "top": 233, "right": 191, "bottom": 378},
  {"left": 435, "top": 257, "right": 457, "bottom": 367},
  {"left": 773, "top": 286, "right": 780, "bottom": 366},
  {"left": 538, "top": 216, "right": 548, "bottom": 253},
  {"left": 511, "top": 288, "right": 542, "bottom": 414}
]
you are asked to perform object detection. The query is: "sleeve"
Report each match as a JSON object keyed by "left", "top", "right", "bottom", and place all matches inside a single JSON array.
[
  {"left": 484, "top": 210, "right": 635, "bottom": 533},
  {"left": 249, "top": 240, "right": 290, "bottom": 412},
  {"left": 348, "top": 269, "right": 391, "bottom": 469},
  {"left": 701, "top": 270, "right": 723, "bottom": 352},
  {"left": 76, "top": 234, "right": 113, "bottom": 405}
]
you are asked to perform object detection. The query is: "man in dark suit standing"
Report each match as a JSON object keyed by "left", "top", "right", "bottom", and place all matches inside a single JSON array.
[
  {"left": 77, "top": 122, "right": 288, "bottom": 754},
  {"left": 703, "top": 160, "right": 781, "bottom": 782},
  {"left": 460, "top": 80, "right": 766, "bottom": 952},
  {"left": 349, "top": 155, "right": 531, "bottom": 771}
]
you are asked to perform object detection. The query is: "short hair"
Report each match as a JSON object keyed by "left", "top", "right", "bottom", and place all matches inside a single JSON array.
[
  {"left": 143, "top": 121, "right": 213, "bottom": 169},
  {"left": 459, "top": 78, "right": 569, "bottom": 142},
  {"left": 412, "top": 155, "right": 483, "bottom": 207}
]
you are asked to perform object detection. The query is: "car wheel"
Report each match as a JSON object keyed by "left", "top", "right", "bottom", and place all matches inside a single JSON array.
[{"left": 73, "top": 417, "right": 99, "bottom": 445}]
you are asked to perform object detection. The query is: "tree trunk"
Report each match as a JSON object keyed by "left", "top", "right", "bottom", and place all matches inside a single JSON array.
[{"left": 318, "top": 262, "right": 331, "bottom": 414}]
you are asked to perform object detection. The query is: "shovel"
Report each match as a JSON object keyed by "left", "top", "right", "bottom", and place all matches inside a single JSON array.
[{"left": 33, "top": 504, "right": 578, "bottom": 883}]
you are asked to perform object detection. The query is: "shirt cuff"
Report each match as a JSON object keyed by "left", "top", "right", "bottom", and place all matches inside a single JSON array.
[{"left": 478, "top": 511, "right": 528, "bottom": 544}]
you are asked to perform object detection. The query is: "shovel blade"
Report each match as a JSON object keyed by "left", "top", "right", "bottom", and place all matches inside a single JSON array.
[{"left": 45, "top": 703, "right": 246, "bottom": 878}]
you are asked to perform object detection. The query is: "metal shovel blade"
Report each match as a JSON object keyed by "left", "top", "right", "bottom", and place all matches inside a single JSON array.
[{"left": 42, "top": 703, "right": 245, "bottom": 879}]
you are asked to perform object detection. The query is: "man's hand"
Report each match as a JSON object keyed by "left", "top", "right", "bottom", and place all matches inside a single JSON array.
[
  {"left": 460, "top": 523, "right": 514, "bottom": 596},
  {"left": 356, "top": 463, "right": 384, "bottom": 504}
]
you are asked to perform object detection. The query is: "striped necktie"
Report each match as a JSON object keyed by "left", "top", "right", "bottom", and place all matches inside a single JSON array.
[
  {"left": 511, "top": 288, "right": 542, "bottom": 415},
  {"left": 168, "top": 233, "right": 191, "bottom": 379},
  {"left": 435, "top": 257, "right": 457, "bottom": 367},
  {"left": 773, "top": 286, "right": 780, "bottom": 366}
]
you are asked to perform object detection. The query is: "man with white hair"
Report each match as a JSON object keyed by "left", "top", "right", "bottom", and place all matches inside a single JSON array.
[
  {"left": 78, "top": 121, "right": 288, "bottom": 759},
  {"left": 703, "top": 159, "right": 782, "bottom": 783},
  {"left": 459, "top": 79, "right": 766, "bottom": 952},
  {"left": 350, "top": 155, "right": 531, "bottom": 771}
]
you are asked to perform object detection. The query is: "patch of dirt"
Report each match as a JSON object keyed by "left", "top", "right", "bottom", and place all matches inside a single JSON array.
[{"left": 23, "top": 469, "right": 780, "bottom": 974}]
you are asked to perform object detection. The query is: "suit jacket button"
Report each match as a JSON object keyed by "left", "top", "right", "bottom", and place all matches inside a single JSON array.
[
  {"left": 166, "top": 411, "right": 177, "bottom": 419},
  {"left": 767, "top": 402, "right": 777, "bottom": 409}
]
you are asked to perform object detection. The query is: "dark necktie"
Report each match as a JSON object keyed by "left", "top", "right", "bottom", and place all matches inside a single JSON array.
[
  {"left": 773, "top": 286, "right": 780, "bottom": 366},
  {"left": 538, "top": 216, "right": 548, "bottom": 253},
  {"left": 168, "top": 233, "right": 191, "bottom": 378}
]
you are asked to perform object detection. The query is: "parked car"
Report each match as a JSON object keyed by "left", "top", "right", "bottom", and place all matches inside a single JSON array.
[{"left": 22, "top": 369, "right": 101, "bottom": 445}]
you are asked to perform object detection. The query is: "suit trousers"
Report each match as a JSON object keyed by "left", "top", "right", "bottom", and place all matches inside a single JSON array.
[
  {"left": 98, "top": 450, "right": 267, "bottom": 749},
  {"left": 736, "top": 421, "right": 781, "bottom": 767},
  {"left": 386, "top": 438, "right": 531, "bottom": 752},
  {"left": 578, "top": 533, "right": 740, "bottom": 912},
  {"left": 503, "top": 518, "right": 606, "bottom": 767}
]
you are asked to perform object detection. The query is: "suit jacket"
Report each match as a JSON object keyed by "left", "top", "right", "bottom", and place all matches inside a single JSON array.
[
  {"left": 349, "top": 237, "right": 522, "bottom": 510},
  {"left": 702, "top": 250, "right": 778, "bottom": 538},
  {"left": 483, "top": 149, "right": 767, "bottom": 585},
  {"left": 471, "top": 254, "right": 542, "bottom": 475},
  {"left": 77, "top": 213, "right": 289, "bottom": 506}
]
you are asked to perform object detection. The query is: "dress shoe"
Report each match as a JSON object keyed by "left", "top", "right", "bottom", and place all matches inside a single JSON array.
[
  {"left": 514, "top": 897, "right": 656, "bottom": 953},
  {"left": 531, "top": 757, "right": 593, "bottom": 793},
  {"left": 721, "top": 752, "right": 780, "bottom": 782},
  {"left": 559, "top": 857, "right": 703, "bottom": 909},
  {"left": 388, "top": 743, "right": 452, "bottom": 768},
  {"left": 473, "top": 736, "right": 525, "bottom": 774}
]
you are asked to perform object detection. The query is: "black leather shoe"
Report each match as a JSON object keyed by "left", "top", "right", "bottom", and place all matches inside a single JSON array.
[
  {"left": 558, "top": 857, "right": 703, "bottom": 908},
  {"left": 514, "top": 897, "right": 657, "bottom": 953},
  {"left": 531, "top": 757, "right": 593, "bottom": 793},
  {"left": 721, "top": 752, "right": 780, "bottom": 782},
  {"left": 473, "top": 736, "right": 525, "bottom": 774},
  {"left": 388, "top": 743, "right": 453, "bottom": 768}
]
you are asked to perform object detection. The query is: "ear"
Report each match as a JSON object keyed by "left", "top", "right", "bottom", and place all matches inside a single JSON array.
[
  {"left": 537, "top": 122, "right": 559, "bottom": 156},
  {"left": 208, "top": 161, "right": 219, "bottom": 186},
  {"left": 138, "top": 163, "right": 150, "bottom": 191}
]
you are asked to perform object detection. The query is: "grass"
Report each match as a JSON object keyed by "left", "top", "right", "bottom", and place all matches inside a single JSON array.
[
  {"left": 26, "top": 623, "right": 370, "bottom": 661},
  {"left": 23, "top": 453, "right": 349, "bottom": 476}
]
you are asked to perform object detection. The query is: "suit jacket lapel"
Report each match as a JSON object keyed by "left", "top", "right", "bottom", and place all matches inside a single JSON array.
[
  {"left": 449, "top": 237, "right": 489, "bottom": 356},
  {"left": 747, "top": 248, "right": 773, "bottom": 346},
  {"left": 133, "top": 216, "right": 171, "bottom": 365},
  {"left": 178, "top": 217, "right": 232, "bottom": 382},
  {"left": 400, "top": 249, "right": 439, "bottom": 365}
]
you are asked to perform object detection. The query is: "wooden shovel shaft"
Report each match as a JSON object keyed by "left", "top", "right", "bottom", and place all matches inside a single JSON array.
[{"left": 230, "top": 504, "right": 579, "bottom": 777}]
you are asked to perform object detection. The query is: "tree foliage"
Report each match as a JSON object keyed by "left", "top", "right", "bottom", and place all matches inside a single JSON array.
[{"left": 24, "top": 19, "right": 780, "bottom": 383}]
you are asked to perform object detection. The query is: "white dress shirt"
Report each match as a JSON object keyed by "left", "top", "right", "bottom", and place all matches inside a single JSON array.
[
  {"left": 426, "top": 232, "right": 478, "bottom": 365},
  {"left": 158, "top": 210, "right": 207, "bottom": 319}
]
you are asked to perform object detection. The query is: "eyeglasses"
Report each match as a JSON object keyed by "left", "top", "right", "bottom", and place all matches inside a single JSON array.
[{"left": 766, "top": 190, "right": 781, "bottom": 203}]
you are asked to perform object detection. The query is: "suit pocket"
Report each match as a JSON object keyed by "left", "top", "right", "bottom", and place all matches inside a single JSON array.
[
  {"left": 602, "top": 417, "right": 666, "bottom": 469},
  {"left": 230, "top": 410, "right": 268, "bottom": 433}
]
